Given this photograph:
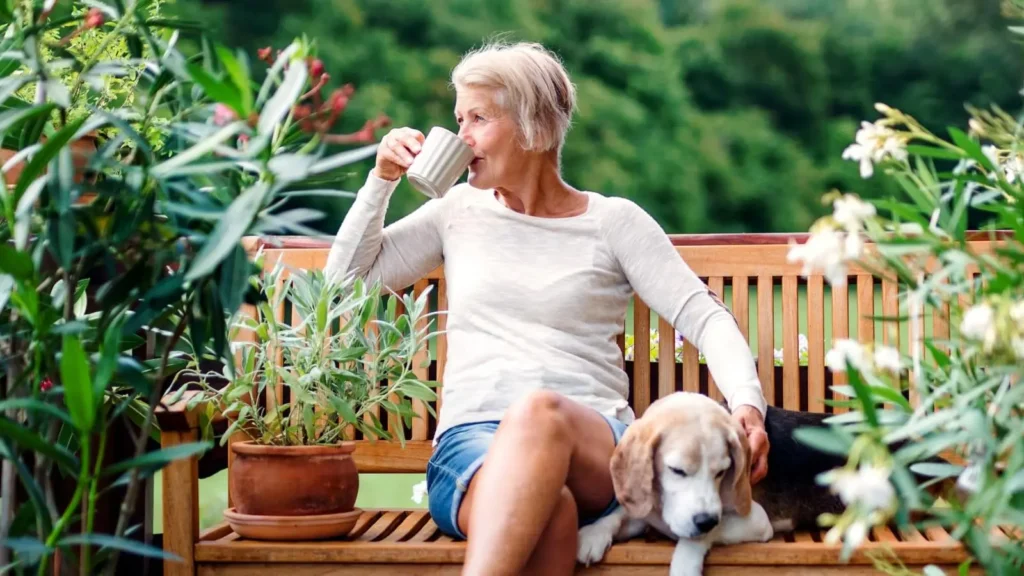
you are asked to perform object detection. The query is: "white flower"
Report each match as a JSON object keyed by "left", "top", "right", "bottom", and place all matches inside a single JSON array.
[
  {"left": 1012, "top": 337, "right": 1024, "bottom": 360},
  {"left": 960, "top": 303, "right": 996, "bottom": 351},
  {"left": 825, "top": 339, "right": 868, "bottom": 373},
  {"left": 843, "top": 232, "right": 864, "bottom": 260},
  {"left": 833, "top": 194, "right": 876, "bottom": 232},
  {"left": 309, "top": 367, "right": 323, "bottom": 380},
  {"left": 829, "top": 465, "right": 896, "bottom": 512},
  {"left": 798, "top": 333, "right": 809, "bottom": 354},
  {"left": 873, "top": 345, "right": 902, "bottom": 373},
  {"left": 1010, "top": 301, "right": 1024, "bottom": 324},
  {"left": 823, "top": 519, "right": 869, "bottom": 550},
  {"left": 983, "top": 145, "right": 1000, "bottom": 172},
  {"left": 787, "top": 228, "right": 849, "bottom": 286},
  {"left": 411, "top": 480, "right": 428, "bottom": 505},
  {"left": 842, "top": 121, "right": 907, "bottom": 179}
]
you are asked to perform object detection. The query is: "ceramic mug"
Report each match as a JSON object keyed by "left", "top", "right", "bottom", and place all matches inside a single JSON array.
[{"left": 406, "top": 126, "right": 475, "bottom": 199}]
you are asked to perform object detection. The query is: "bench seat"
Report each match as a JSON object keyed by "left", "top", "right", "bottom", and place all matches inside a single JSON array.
[{"left": 190, "top": 509, "right": 983, "bottom": 575}]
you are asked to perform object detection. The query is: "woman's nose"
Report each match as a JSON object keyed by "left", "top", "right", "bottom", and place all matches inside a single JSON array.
[{"left": 457, "top": 126, "right": 474, "bottom": 148}]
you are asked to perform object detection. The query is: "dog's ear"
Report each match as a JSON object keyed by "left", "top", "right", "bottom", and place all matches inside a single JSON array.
[
  {"left": 720, "top": 420, "right": 752, "bottom": 516},
  {"left": 610, "top": 418, "right": 660, "bottom": 518}
]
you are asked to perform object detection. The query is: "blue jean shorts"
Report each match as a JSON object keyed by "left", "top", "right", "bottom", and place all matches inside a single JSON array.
[{"left": 425, "top": 413, "right": 629, "bottom": 539}]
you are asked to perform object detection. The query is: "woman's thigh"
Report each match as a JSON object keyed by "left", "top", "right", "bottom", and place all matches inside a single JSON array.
[{"left": 425, "top": 391, "right": 627, "bottom": 538}]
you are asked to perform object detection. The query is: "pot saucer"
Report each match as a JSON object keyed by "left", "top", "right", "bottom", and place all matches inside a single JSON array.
[{"left": 223, "top": 507, "right": 362, "bottom": 541}]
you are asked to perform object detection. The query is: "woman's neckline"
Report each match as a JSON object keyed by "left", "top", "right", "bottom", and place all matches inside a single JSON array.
[{"left": 488, "top": 189, "right": 594, "bottom": 221}]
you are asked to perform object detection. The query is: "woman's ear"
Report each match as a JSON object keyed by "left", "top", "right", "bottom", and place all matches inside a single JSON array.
[
  {"left": 610, "top": 418, "right": 661, "bottom": 518},
  {"left": 720, "top": 421, "right": 752, "bottom": 516}
]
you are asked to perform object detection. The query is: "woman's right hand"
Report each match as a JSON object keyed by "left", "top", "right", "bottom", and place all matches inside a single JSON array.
[{"left": 373, "top": 127, "right": 426, "bottom": 181}]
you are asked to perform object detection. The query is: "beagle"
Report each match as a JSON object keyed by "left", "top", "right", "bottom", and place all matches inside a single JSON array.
[{"left": 578, "top": 392, "right": 849, "bottom": 576}]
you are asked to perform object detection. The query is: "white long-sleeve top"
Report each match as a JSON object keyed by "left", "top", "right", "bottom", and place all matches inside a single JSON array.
[{"left": 326, "top": 173, "right": 767, "bottom": 441}]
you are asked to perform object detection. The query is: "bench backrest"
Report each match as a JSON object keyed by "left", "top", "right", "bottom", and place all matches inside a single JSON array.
[{"left": 234, "top": 234, "right": 994, "bottom": 474}]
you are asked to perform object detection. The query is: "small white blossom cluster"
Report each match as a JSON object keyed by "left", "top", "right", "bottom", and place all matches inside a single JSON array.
[
  {"left": 411, "top": 479, "right": 428, "bottom": 505},
  {"left": 841, "top": 113, "right": 909, "bottom": 179},
  {"left": 787, "top": 193, "right": 876, "bottom": 286},
  {"left": 959, "top": 298, "right": 1024, "bottom": 359},
  {"left": 825, "top": 338, "right": 903, "bottom": 375},
  {"left": 821, "top": 464, "right": 897, "bottom": 550}
]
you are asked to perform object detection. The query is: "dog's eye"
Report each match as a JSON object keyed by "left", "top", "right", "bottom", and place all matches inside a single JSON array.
[
  {"left": 668, "top": 466, "right": 688, "bottom": 477},
  {"left": 716, "top": 469, "right": 726, "bottom": 479}
]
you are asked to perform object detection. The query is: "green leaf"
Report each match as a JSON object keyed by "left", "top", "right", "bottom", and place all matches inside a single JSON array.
[
  {"left": 906, "top": 145, "right": 964, "bottom": 161},
  {"left": 258, "top": 58, "right": 307, "bottom": 135},
  {"left": 947, "top": 127, "right": 991, "bottom": 172},
  {"left": 0, "top": 244, "right": 32, "bottom": 279},
  {"left": 60, "top": 334, "right": 95, "bottom": 432},
  {"left": 186, "top": 61, "right": 243, "bottom": 115},
  {"left": 0, "top": 416, "right": 78, "bottom": 470},
  {"left": 329, "top": 396, "right": 358, "bottom": 424},
  {"left": 58, "top": 534, "right": 181, "bottom": 561},
  {"left": 0, "top": 398, "right": 74, "bottom": 426},
  {"left": 186, "top": 183, "right": 269, "bottom": 281},
  {"left": 102, "top": 441, "right": 212, "bottom": 476},
  {"left": 868, "top": 384, "right": 913, "bottom": 412},
  {"left": 149, "top": 121, "right": 245, "bottom": 177},
  {"left": 14, "top": 116, "right": 87, "bottom": 201},
  {"left": 399, "top": 381, "right": 436, "bottom": 402},
  {"left": 94, "top": 319, "right": 122, "bottom": 397},
  {"left": 215, "top": 45, "right": 253, "bottom": 115},
  {"left": 909, "top": 462, "right": 964, "bottom": 479},
  {"left": 792, "top": 426, "right": 852, "bottom": 456},
  {"left": 0, "top": 274, "right": 12, "bottom": 314}
]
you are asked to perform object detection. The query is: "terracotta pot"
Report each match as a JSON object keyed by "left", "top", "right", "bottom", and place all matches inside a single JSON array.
[
  {"left": 0, "top": 134, "right": 99, "bottom": 203},
  {"left": 229, "top": 441, "right": 359, "bottom": 516}
]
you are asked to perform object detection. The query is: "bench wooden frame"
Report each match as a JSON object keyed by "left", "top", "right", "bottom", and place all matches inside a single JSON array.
[{"left": 158, "top": 232, "right": 1000, "bottom": 575}]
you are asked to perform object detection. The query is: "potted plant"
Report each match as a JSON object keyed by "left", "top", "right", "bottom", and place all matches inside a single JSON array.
[{"left": 173, "top": 255, "right": 440, "bottom": 540}]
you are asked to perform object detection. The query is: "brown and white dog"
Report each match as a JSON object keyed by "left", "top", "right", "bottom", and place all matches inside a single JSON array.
[{"left": 577, "top": 392, "right": 849, "bottom": 575}]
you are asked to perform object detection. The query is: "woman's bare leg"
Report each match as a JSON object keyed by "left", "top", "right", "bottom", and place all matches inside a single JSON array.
[{"left": 456, "top": 390, "right": 618, "bottom": 575}]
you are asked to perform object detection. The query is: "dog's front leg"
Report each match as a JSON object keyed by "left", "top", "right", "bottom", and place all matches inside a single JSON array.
[
  {"left": 669, "top": 538, "right": 710, "bottom": 576},
  {"left": 715, "top": 501, "right": 773, "bottom": 545}
]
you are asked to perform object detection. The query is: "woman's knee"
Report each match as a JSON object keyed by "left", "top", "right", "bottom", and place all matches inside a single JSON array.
[{"left": 503, "top": 389, "right": 572, "bottom": 438}]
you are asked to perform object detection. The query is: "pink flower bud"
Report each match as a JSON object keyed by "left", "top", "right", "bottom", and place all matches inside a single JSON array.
[
  {"left": 213, "top": 103, "right": 237, "bottom": 126},
  {"left": 85, "top": 8, "right": 104, "bottom": 29},
  {"left": 40, "top": 378, "right": 53, "bottom": 392},
  {"left": 310, "top": 59, "right": 325, "bottom": 78}
]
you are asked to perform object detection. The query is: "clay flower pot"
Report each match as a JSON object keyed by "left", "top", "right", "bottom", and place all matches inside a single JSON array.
[
  {"left": 229, "top": 441, "right": 360, "bottom": 517},
  {"left": 0, "top": 134, "right": 99, "bottom": 204}
]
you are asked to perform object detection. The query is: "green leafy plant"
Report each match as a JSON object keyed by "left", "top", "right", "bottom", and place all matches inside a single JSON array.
[
  {"left": 174, "top": 257, "right": 440, "bottom": 447},
  {"left": 0, "top": 1, "right": 389, "bottom": 573},
  {"left": 788, "top": 28, "right": 1024, "bottom": 576}
]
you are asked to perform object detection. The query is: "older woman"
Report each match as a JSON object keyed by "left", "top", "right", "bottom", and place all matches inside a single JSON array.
[{"left": 325, "top": 41, "right": 769, "bottom": 575}]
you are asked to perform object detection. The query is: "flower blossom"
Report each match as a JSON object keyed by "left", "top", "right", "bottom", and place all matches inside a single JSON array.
[
  {"left": 872, "top": 345, "right": 902, "bottom": 373},
  {"left": 960, "top": 303, "right": 996, "bottom": 352},
  {"left": 411, "top": 480, "right": 428, "bottom": 505},
  {"left": 787, "top": 227, "right": 849, "bottom": 286},
  {"left": 825, "top": 339, "right": 869, "bottom": 373},
  {"left": 842, "top": 121, "right": 909, "bottom": 179}
]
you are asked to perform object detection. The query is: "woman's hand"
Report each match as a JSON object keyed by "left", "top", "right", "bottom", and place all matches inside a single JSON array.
[
  {"left": 373, "top": 127, "right": 426, "bottom": 181},
  {"left": 732, "top": 406, "right": 769, "bottom": 484}
]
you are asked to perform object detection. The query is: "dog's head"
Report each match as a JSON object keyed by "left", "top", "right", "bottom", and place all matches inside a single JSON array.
[{"left": 610, "top": 392, "right": 752, "bottom": 539}]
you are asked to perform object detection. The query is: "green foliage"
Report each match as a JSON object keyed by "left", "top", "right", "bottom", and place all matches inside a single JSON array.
[
  {"left": 175, "top": 257, "right": 438, "bottom": 447},
  {"left": 788, "top": 54, "right": 1024, "bottom": 576},
  {"left": 0, "top": 1, "right": 385, "bottom": 572},
  {"left": 167, "top": 0, "right": 1024, "bottom": 235}
]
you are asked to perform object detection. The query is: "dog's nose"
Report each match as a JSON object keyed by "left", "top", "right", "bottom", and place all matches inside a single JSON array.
[{"left": 693, "top": 512, "right": 720, "bottom": 534}]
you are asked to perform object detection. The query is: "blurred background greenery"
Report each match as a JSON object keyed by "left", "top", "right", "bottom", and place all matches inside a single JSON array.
[
  {"left": 167, "top": 0, "right": 1024, "bottom": 235},
  {"left": 148, "top": 0, "right": 1024, "bottom": 529}
]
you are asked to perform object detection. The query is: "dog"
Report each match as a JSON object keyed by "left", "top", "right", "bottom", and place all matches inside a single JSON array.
[{"left": 577, "top": 392, "right": 850, "bottom": 575}]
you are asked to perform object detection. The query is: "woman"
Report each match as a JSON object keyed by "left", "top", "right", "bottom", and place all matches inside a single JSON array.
[{"left": 326, "top": 41, "right": 770, "bottom": 575}]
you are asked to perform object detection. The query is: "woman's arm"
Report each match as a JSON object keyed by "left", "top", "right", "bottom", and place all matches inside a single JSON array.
[
  {"left": 603, "top": 199, "right": 767, "bottom": 417},
  {"left": 324, "top": 171, "right": 445, "bottom": 293}
]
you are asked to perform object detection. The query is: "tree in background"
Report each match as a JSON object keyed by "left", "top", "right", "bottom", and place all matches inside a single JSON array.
[{"left": 176, "top": 0, "right": 1024, "bottom": 235}]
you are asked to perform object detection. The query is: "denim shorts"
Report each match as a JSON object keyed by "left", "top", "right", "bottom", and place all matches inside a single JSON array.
[{"left": 425, "top": 413, "right": 629, "bottom": 539}]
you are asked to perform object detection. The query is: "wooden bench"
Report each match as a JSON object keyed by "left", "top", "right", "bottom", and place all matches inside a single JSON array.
[{"left": 158, "top": 232, "right": 995, "bottom": 575}]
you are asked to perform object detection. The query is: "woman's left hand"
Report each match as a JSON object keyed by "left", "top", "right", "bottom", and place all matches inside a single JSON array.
[{"left": 732, "top": 406, "right": 769, "bottom": 484}]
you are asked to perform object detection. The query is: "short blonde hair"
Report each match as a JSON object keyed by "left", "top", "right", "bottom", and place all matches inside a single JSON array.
[{"left": 451, "top": 41, "right": 576, "bottom": 153}]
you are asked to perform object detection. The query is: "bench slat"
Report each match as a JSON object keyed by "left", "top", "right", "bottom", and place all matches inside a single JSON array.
[
  {"left": 782, "top": 275, "right": 800, "bottom": 410},
  {"left": 807, "top": 275, "right": 825, "bottom": 413},
  {"left": 197, "top": 564, "right": 983, "bottom": 576},
  {"left": 707, "top": 276, "right": 725, "bottom": 402},
  {"left": 831, "top": 280, "right": 849, "bottom": 411},
  {"left": 632, "top": 299, "right": 651, "bottom": 416},
  {"left": 657, "top": 317, "right": 675, "bottom": 400},
  {"left": 756, "top": 275, "right": 774, "bottom": 405},
  {"left": 358, "top": 511, "right": 406, "bottom": 542}
]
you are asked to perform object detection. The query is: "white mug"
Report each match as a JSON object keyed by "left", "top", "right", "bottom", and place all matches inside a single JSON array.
[{"left": 406, "top": 126, "right": 475, "bottom": 199}]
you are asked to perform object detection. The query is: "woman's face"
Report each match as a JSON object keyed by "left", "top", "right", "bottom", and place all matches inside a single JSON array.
[{"left": 454, "top": 86, "right": 525, "bottom": 190}]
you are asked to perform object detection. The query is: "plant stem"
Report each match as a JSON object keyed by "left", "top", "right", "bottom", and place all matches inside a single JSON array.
[
  {"left": 82, "top": 407, "right": 108, "bottom": 576},
  {"left": 103, "top": 307, "right": 190, "bottom": 575},
  {"left": 38, "top": 430, "right": 90, "bottom": 576}
]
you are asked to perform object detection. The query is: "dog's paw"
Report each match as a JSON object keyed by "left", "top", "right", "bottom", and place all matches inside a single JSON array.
[
  {"left": 576, "top": 513, "right": 623, "bottom": 565},
  {"left": 669, "top": 539, "right": 709, "bottom": 576}
]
